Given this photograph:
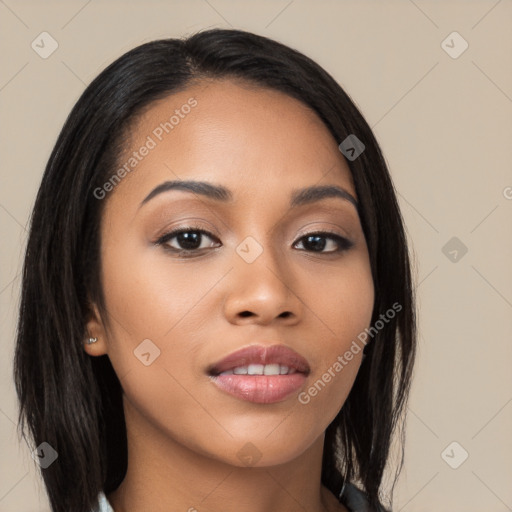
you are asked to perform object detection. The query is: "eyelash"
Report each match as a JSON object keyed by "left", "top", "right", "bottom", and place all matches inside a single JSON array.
[{"left": 154, "top": 224, "right": 354, "bottom": 257}]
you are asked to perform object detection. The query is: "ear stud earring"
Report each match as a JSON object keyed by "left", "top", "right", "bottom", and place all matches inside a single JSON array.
[{"left": 86, "top": 337, "right": 98, "bottom": 344}]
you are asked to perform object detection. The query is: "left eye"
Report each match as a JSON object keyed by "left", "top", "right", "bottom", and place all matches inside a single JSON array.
[{"left": 294, "top": 232, "right": 353, "bottom": 253}]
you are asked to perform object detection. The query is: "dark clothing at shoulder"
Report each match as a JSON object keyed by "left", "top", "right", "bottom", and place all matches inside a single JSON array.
[{"left": 341, "top": 482, "right": 389, "bottom": 512}]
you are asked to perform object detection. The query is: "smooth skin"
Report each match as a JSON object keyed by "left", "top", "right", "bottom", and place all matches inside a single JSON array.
[{"left": 85, "top": 78, "right": 375, "bottom": 512}]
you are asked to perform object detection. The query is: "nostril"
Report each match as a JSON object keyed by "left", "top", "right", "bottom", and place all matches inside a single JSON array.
[{"left": 239, "top": 311, "right": 253, "bottom": 318}]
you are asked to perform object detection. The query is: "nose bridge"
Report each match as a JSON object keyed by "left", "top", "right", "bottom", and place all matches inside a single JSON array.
[
  {"left": 237, "top": 233, "right": 289, "bottom": 295},
  {"left": 223, "top": 233, "right": 301, "bottom": 323}
]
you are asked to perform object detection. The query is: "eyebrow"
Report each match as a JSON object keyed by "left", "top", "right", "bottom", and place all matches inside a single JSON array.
[{"left": 139, "top": 180, "right": 358, "bottom": 210}]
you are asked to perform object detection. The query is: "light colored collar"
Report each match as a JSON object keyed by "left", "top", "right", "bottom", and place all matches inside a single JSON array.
[{"left": 95, "top": 492, "right": 114, "bottom": 512}]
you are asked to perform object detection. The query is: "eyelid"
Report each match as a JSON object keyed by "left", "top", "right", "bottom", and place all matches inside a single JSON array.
[
  {"left": 153, "top": 217, "right": 221, "bottom": 240},
  {"left": 154, "top": 224, "right": 219, "bottom": 246},
  {"left": 294, "top": 221, "right": 352, "bottom": 241}
]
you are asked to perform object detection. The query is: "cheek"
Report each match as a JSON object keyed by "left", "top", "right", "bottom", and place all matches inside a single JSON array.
[
  {"left": 98, "top": 235, "right": 228, "bottom": 420},
  {"left": 306, "top": 253, "right": 375, "bottom": 355},
  {"left": 100, "top": 233, "right": 217, "bottom": 341},
  {"left": 99, "top": 246, "right": 221, "bottom": 454},
  {"left": 296, "top": 256, "right": 374, "bottom": 417}
]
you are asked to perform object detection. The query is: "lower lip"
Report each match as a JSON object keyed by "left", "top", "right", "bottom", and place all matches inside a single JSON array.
[{"left": 209, "top": 373, "right": 307, "bottom": 404}]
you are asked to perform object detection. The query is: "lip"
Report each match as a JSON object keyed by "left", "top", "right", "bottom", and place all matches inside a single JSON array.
[
  {"left": 207, "top": 344, "right": 310, "bottom": 404},
  {"left": 207, "top": 344, "right": 311, "bottom": 376}
]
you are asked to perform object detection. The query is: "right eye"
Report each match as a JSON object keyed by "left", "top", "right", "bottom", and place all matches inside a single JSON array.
[{"left": 155, "top": 226, "right": 221, "bottom": 255}]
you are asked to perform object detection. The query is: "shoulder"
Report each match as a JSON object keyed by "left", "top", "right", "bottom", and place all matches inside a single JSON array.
[{"left": 340, "top": 482, "right": 389, "bottom": 512}]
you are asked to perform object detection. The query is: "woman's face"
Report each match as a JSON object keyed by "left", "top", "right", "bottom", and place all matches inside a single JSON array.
[{"left": 87, "top": 79, "right": 374, "bottom": 466}]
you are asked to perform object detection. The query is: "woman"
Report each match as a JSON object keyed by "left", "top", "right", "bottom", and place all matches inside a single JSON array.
[{"left": 14, "top": 28, "right": 416, "bottom": 512}]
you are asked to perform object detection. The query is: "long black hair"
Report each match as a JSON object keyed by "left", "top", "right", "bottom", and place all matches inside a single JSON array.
[{"left": 14, "top": 28, "right": 416, "bottom": 512}]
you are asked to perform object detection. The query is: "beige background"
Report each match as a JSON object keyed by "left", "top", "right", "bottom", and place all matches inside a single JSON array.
[{"left": 1, "top": 0, "right": 511, "bottom": 510}]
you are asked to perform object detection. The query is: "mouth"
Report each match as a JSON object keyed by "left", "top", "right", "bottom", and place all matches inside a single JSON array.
[
  {"left": 207, "top": 344, "right": 310, "bottom": 404},
  {"left": 207, "top": 344, "right": 311, "bottom": 376},
  {"left": 213, "top": 363, "right": 300, "bottom": 376}
]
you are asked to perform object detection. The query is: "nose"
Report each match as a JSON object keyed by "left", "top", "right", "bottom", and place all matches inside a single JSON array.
[{"left": 222, "top": 244, "right": 303, "bottom": 326}]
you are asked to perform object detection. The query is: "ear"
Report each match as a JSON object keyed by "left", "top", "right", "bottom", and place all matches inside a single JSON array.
[{"left": 83, "top": 302, "right": 109, "bottom": 357}]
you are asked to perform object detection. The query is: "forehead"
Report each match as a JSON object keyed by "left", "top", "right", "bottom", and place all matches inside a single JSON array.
[{"left": 109, "top": 78, "right": 355, "bottom": 207}]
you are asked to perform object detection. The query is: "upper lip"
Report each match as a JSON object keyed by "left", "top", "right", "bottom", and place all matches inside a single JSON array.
[{"left": 207, "top": 344, "right": 311, "bottom": 376}]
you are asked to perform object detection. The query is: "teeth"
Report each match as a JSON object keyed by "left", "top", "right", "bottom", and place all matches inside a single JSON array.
[
  {"left": 248, "top": 364, "right": 264, "bottom": 375},
  {"left": 219, "top": 364, "right": 297, "bottom": 376},
  {"left": 263, "top": 364, "right": 280, "bottom": 375}
]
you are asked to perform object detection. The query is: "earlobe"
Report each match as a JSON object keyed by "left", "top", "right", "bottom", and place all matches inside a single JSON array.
[
  {"left": 83, "top": 335, "right": 108, "bottom": 356},
  {"left": 83, "top": 303, "right": 109, "bottom": 356}
]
